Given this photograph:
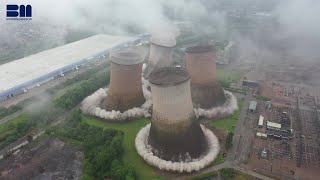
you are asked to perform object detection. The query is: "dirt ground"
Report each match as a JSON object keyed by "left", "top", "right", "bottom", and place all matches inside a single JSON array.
[
  {"left": 259, "top": 81, "right": 320, "bottom": 109},
  {"left": 0, "top": 136, "right": 83, "bottom": 180}
]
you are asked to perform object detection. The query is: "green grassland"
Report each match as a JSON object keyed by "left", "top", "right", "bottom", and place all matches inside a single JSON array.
[
  {"left": 255, "top": 95, "right": 271, "bottom": 101},
  {"left": 210, "top": 153, "right": 225, "bottom": 166},
  {"left": 82, "top": 116, "right": 161, "bottom": 180},
  {"left": 209, "top": 100, "right": 243, "bottom": 133}
]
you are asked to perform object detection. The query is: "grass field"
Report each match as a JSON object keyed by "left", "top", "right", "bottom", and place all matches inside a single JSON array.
[
  {"left": 255, "top": 95, "right": 271, "bottom": 101},
  {"left": 82, "top": 116, "right": 161, "bottom": 180},
  {"left": 210, "top": 153, "right": 225, "bottom": 166},
  {"left": 209, "top": 100, "right": 243, "bottom": 133}
]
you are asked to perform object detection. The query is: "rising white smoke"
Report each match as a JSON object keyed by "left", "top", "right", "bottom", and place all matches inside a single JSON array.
[
  {"left": 135, "top": 124, "right": 220, "bottom": 172},
  {"left": 81, "top": 77, "right": 152, "bottom": 121},
  {"left": 194, "top": 90, "right": 238, "bottom": 119}
]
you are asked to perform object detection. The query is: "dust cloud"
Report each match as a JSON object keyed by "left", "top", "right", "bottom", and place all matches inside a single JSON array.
[
  {"left": 194, "top": 90, "right": 238, "bottom": 119},
  {"left": 135, "top": 124, "right": 220, "bottom": 172},
  {"left": 81, "top": 77, "right": 152, "bottom": 121}
]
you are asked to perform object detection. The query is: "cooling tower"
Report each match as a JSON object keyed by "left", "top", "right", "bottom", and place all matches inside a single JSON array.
[
  {"left": 144, "top": 34, "right": 176, "bottom": 78},
  {"left": 148, "top": 67, "right": 208, "bottom": 161},
  {"left": 185, "top": 45, "right": 226, "bottom": 109},
  {"left": 105, "top": 49, "right": 145, "bottom": 112}
]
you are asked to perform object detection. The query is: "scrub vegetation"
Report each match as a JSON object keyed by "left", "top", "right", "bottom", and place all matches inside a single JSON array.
[
  {"left": 0, "top": 102, "right": 64, "bottom": 149},
  {"left": 54, "top": 69, "right": 110, "bottom": 109},
  {"left": 47, "top": 110, "right": 136, "bottom": 180},
  {"left": 0, "top": 106, "right": 22, "bottom": 120}
]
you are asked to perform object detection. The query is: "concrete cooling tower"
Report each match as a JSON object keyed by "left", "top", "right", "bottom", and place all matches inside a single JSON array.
[
  {"left": 104, "top": 49, "right": 145, "bottom": 112},
  {"left": 147, "top": 67, "right": 208, "bottom": 161},
  {"left": 185, "top": 45, "right": 226, "bottom": 109},
  {"left": 144, "top": 34, "right": 176, "bottom": 78}
]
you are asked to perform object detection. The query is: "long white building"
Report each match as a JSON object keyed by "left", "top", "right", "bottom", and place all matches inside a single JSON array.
[{"left": 0, "top": 34, "right": 141, "bottom": 101}]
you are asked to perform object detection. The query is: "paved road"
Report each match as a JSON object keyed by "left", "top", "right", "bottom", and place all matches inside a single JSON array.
[
  {"left": 234, "top": 165, "right": 274, "bottom": 180},
  {"left": 177, "top": 161, "right": 274, "bottom": 180},
  {"left": 228, "top": 90, "right": 253, "bottom": 163}
]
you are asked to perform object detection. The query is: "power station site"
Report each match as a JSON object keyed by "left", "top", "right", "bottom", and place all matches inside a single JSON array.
[
  {"left": 79, "top": 34, "right": 238, "bottom": 172},
  {"left": 1, "top": 1, "right": 320, "bottom": 179}
]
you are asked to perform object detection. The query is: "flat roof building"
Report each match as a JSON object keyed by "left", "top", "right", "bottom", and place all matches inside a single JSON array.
[
  {"left": 249, "top": 101, "right": 257, "bottom": 112},
  {"left": 267, "top": 121, "right": 282, "bottom": 129},
  {"left": 258, "top": 115, "right": 264, "bottom": 127},
  {"left": 243, "top": 80, "right": 259, "bottom": 88},
  {"left": 256, "top": 132, "right": 267, "bottom": 138},
  {"left": 0, "top": 34, "right": 134, "bottom": 101}
]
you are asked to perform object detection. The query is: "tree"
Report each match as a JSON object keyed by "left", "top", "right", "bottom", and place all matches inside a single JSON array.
[{"left": 226, "top": 132, "right": 234, "bottom": 150}]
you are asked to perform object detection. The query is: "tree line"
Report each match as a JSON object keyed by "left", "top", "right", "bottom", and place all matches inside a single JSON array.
[{"left": 54, "top": 69, "right": 110, "bottom": 109}]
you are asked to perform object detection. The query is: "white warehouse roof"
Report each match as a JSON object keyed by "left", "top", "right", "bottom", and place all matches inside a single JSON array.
[
  {"left": 258, "top": 115, "right": 264, "bottom": 126},
  {"left": 0, "top": 34, "right": 132, "bottom": 94},
  {"left": 267, "top": 121, "right": 281, "bottom": 129},
  {"left": 249, "top": 101, "right": 257, "bottom": 111}
]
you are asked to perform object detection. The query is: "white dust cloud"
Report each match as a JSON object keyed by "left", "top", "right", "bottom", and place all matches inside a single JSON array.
[
  {"left": 135, "top": 124, "right": 220, "bottom": 172},
  {"left": 81, "top": 77, "right": 152, "bottom": 121},
  {"left": 194, "top": 90, "right": 238, "bottom": 119}
]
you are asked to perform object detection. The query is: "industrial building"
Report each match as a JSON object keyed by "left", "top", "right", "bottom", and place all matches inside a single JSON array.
[
  {"left": 147, "top": 67, "right": 207, "bottom": 161},
  {"left": 249, "top": 101, "right": 257, "bottom": 112},
  {"left": 104, "top": 48, "right": 145, "bottom": 112},
  {"left": 185, "top": 45, "right": 226, "bottom": 108},
  {"left": 267, "top": 121, "right": 282, "bottom": 130},
  {"left": 258, "top": 115, "right": 264, "bottom": 127},
  {"left": 0, "top": 34, "right": 141, "bottom": 102},
  {"left": 256, "top": 132, "right": 267, "bottom": 139},
  {"left": 144, "top": 34, "right": 176, "bottom": 78},
  {"left": 243, "top": 80, "right": 259, "bottom": 88},
  {"left": 266, "top": 129, "right": 291, "bottom": 140}
]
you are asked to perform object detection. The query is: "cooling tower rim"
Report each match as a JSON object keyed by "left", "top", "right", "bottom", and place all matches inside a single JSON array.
[
  {"left": 148, "top": 67, "right": 190, "bottom": 86},
  {"left": 185, "top": 45, "right": 216, "bottom": 53},
  {"left": 150, "top": 41, "right": 176, "bottom": 48},
  {"left": 110, "top": 49, "right": 144, "bottom": 65},
  {"left": 150, "top": 35, "right": 176, "bottom": 47}
]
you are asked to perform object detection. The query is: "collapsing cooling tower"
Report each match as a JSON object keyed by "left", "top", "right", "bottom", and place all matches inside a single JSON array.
[
  {"left": 147, "top": 67, "right": 208, "bottom": 161},
  {"left": 144, "top": 34, "right": 176, "bottom": 78},
  {"left": 185, "top": 45, "right": 226, "bottom": 109},
  {"left": 105, "top": 49, "right": 145, "bottom": 112}
]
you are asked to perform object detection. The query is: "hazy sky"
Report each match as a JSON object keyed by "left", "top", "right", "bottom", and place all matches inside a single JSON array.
[{"left": 0, "top": 0, "right": 319, "bottom": 58}]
